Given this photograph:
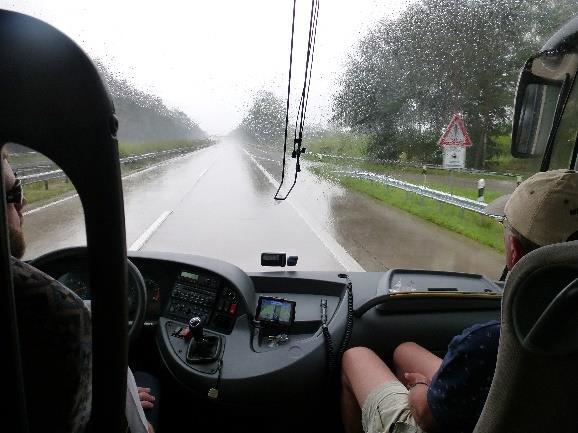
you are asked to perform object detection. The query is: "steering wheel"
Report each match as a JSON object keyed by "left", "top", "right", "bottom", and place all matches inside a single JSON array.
[{"left": 29, "top": 246, "right": 147, "bottom": 343}]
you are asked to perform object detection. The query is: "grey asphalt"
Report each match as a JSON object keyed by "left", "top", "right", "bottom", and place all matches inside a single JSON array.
[{"left": 22, "top": 140, "right": 504, "bottom": 278}]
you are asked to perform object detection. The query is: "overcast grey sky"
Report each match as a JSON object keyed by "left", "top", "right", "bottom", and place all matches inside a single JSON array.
[{"left": 2, "top": 0, "right": 409, "bottom": 135}]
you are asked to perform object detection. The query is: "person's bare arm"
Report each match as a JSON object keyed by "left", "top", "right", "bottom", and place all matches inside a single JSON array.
[
  {"left": 147, "top": 422, "right": 155, "bottom": 433},
  {"left": 405, "top": 373, "right": 438, "bottom": 432}
]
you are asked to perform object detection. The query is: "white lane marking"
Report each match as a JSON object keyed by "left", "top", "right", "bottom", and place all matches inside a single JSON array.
[
  {"left": 23, "top": 194, "right": 79, "bottom": 215},
  {"left": 127, "top": 158, "right": 215, "bottom": 251},
  {"left": 129, "top": 210, "right": 173, "bottom": 251},
  {"left": 23, "top": 149, "right": 207, "bottom": 216},
  {"left": 175, "top": 161, "right": 215, "bottom": 205},
  {"left": 122, "top": 151, "right": 192, "bottom": 180},
  {"left": 250, "top": 153, "right": 280, "bottom": 164},
  {"left": 243, "top": 149, "right": 365, "bottom": 272}
]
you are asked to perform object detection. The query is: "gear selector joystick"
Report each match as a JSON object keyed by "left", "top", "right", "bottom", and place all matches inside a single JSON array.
[
  {"left": 189, "top": 316, "right": 204, "bottom": 343},
  {"left": 186, "top": 316, "right": 222, "bottom": 364}
]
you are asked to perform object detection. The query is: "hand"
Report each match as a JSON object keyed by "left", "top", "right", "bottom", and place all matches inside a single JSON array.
[
  {"left": 406, "top": 373, "right": 437, "bottom": 431},
  {"left": 137, "top": 387, "right": 155, "bottom": 409},
  {"left": 404, "top": 372, "right": 429, "bottom": 389}
]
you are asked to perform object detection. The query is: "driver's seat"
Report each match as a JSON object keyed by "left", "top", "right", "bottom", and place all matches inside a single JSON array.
[
  {"left": 474, "top": 240, "right": 578, "bottom": 432},
  {"left": 11, "top": 257, "right": 92, "bottom": 433}
]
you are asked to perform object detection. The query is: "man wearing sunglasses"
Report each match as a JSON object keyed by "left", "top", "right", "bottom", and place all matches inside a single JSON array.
[
  {"left": 2, "top": 149, "right": 158, "bottom": 433},
  {"left": 341, "top": 169, "right": 578, "bottom": 433}
]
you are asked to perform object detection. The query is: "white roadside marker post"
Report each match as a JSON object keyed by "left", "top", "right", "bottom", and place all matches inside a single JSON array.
[{"left": 477, "top": 178, "right": 486, "bottom": 202}]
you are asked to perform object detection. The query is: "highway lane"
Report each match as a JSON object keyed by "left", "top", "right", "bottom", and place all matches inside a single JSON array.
[
  {"left": 22, "top": 139, "right": 504, "bottom": 277},
  {"left": 244, "top": 143, "right": 504, "bottom": 278},
  {"left": 22, "top": 142, "right": 360, "bottom": 271},
  {"left": 141, "top": 142, "right": 361, "bottom": 271}
]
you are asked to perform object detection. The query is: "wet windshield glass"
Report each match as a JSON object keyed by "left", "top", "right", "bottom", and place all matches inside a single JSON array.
[{"left": 5, "top": 1, "right": 578, "bottom": 278}]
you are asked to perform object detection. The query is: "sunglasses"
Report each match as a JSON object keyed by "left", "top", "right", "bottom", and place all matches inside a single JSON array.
[{"left": 6, "top": 177, "right": 24, "bottom": 206}]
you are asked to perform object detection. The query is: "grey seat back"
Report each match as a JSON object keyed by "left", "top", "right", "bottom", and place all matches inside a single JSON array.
[
  {"left": 11, "top": 257, "right": 92, "bottom": 433},
  {"left": 474, "top": 240, "right": 578, "bottom": 433}
]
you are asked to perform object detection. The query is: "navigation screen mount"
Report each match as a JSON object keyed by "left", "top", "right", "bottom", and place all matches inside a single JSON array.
[{"left": 255, "top": 296, "right": 296, "bottom": 329}]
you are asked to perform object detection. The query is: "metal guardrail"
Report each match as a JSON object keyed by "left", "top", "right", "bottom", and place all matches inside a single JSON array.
[
  {"left": 308, "top": 152, "right": 521, "bottom": 179},
  {"left": 335, "top": 169, "right": 504, "bottom": 220},
  {"left": 19, "top": 147, "right": 192, "bottom": 185}
]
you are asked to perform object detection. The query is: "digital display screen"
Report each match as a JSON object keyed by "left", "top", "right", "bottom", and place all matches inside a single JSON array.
[
  {"left": 256, "top": 296, "right": 296, "bottom": 327},
  {"left": 181, "top": 271, "right": 198, "bottom": 281}
]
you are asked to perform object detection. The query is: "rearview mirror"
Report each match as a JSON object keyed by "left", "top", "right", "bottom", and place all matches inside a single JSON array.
[
  {"left": 511, "top": 80, "right": 559, "bottom": 158},
  {"left": 511, "top": 52, "right": 578, "bottom": 159}
]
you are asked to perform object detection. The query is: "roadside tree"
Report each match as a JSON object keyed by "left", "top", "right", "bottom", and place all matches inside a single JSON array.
[{"left": 333, "top": 0, "right": 578, "bottom": 168}]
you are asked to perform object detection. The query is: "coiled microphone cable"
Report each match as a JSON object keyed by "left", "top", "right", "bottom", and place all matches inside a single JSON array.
[
  {"left": 321, "top": 274, "right": 354, "bottom": 381},
  {"left": 337, "top": 273, "right": 354, "bottom": 367},
  {"left": 321, "top": 299, "right": 335, "bottom": 377}
]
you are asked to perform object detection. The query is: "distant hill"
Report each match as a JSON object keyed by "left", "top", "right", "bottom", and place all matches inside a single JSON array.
[{"left": 97, "top": 62, "right": 206, "bottom": 143}]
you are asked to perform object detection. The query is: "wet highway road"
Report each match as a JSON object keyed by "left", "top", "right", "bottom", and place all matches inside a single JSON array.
[{"left": 23, "top": 140, "right": 503, "bottom": 277}]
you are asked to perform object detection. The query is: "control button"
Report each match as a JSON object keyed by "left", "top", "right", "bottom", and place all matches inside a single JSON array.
[{"left": 228, "top": 303, "right": 237, "bottom": 315}]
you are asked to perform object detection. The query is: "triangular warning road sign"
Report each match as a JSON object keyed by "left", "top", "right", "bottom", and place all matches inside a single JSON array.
[{"left": 438, "top": 114, "right": 472, "bottom": 147}]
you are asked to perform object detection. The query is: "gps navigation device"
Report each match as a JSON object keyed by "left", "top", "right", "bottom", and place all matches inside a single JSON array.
[{"left": 255, "top": 296, "right": 296, "bottom": 328}]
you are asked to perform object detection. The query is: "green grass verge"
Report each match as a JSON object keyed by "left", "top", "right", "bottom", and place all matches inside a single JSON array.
[
  {"left": 23, "top": 157, "right": 176, "bottom": 206},
  {"left": 304, "top": 133, "right": 369, "bottom": 158},
  {"left": 117, "top": 139, "right": 212, "bottom": 158},
  {"left": 334, "top": 175, "right": 504, "bottom": 252},
  {"left": 309, "top": 156, "right": 517, "bottom": 182},
  {"left": 11, "top": 139, "right": 212, "bottom": 165},
  {"left": 304, "top": 134, "right": 519, "bottom": 181},
  {"left": 353, "top": 161, "right": 516, "bottom": 182},
  {"left": 19, "top": 139, "right": 214, "bottom": 205},
  {"left": 9, "top": 152, "right": 51, "bottom": 167},
  {"left": 23, "top": 178, "right": 76, "bottom": 204},
  {"left": 419, "top": 180, "right": 502, "bottom": 202},
  {"left": 23, "top": 159, "right": 162, "bottom": 205}
]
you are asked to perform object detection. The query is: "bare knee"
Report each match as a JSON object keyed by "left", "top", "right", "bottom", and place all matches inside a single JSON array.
[
  {"left": 393, "top": 341, "right": 419, "bottom": 366},
  {"left": 343, "top": 346, "right": 375, "bottom": 369},
  {"left": 341, "top": 347, "right": 375, "bottom": 384}
]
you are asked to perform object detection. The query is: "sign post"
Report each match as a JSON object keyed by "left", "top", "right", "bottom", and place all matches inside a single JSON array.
[{"left": 439, "top": 114, "right": 472, "bottom": 169}]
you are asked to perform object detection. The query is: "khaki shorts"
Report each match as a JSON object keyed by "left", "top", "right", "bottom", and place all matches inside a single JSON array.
[{"left": 361, "top": 381, "right": 426, "bottom": 433}]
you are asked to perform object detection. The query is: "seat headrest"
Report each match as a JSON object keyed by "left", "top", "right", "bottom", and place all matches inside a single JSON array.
[{"left": 505, "top": 240, "right": 578, "bottom": 355}]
